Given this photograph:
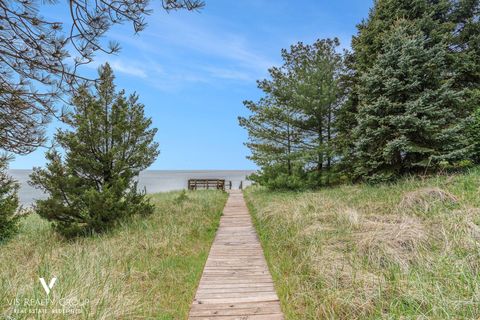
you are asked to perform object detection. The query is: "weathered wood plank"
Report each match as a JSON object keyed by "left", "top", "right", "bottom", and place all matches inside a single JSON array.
[
  {"left": 190, "top": 304, "right": 281, "bottom": 317},
  {"left": 188, "top": 190, "right": 284, "bottom": 320}
]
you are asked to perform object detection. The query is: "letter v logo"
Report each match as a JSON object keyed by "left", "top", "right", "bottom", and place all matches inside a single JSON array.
[{"left": 39, "top": 277, "right": 57, "bottom": 295}]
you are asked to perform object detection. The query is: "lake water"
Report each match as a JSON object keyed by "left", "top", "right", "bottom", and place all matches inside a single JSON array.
[{"left": 9, "top": 170, "right": 255, "bottom": 206}]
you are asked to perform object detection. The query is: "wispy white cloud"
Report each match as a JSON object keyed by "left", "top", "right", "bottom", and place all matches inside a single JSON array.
[
  {"left": 145, "top": 14, "right": 275, "bottom": 74},
  {"left": 109, "top": 60, "right": 148, "bottom": 78},
  {"left": 85, "top": 57, "right": 148, "bottom": 79},
  {"left": 202, "top": 66, "right": 253, "bottom": 81},
  {"left": 105, "top": 12, "right": 276, "bottom": 88}
]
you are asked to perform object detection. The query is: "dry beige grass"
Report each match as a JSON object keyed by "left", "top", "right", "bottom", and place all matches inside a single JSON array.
[
  {"left": 245, "top": 168, "right": 480, "bottom": 319},
  {"left": 355, "top": 215, "right": 428, "bottom": 271},
  {"left": 398, "top": 187, "right": 458, "bottom": 212},
  {"left": 0, "top": 190, "right": 227, "bottom": 320}
]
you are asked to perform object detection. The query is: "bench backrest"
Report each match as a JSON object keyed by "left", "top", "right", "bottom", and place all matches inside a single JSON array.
[{"left": 188, "top": 179, "right": 226, "bottom": 190}]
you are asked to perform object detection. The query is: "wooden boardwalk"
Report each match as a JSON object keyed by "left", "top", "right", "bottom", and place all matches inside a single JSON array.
[{"left": 189, "top": 190, "right": 284, "bottom": 320}]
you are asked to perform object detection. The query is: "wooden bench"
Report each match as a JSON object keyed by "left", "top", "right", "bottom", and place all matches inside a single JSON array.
[{"left": 188, "top": 179, "right": 230, "bottom": 191}]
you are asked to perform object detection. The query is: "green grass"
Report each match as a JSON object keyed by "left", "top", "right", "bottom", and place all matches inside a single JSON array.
[
  {"left": 245, "top": 168, "right": 480, "bottom": 319},
  {"left": 0, "top": 190, "right": 227, "bottom": 320}
]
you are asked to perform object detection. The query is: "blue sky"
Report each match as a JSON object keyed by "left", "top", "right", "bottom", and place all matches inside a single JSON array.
[{"left": 12, "top": 0, "right": 373, "bottom": 170}]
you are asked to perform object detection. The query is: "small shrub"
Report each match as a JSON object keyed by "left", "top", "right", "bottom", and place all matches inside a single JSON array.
[
  {"left": 248, "top": 165, "right": 310, "bottom": 191},
  {"left": 174, "top": 190, "right": 189, "bottom": 205}
]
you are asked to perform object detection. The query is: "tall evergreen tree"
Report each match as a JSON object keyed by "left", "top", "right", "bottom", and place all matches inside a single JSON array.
[
  {"left": 239, "top": 79, "right": 307, "bottom": 189},
  {"left": 340, "top": 0, "right": 479, "bottom": 179},
  {"left": 353, "top": 20, "right": 469, "bottom": 181},
  {"left": 239, "top": 39, "right": 344, "bottom": 189},
  {"left": 30, "top": 64, "right": 159, "bottom": 237},
  {"left": 285, "top": 39, "right": 343, "bottom": 186},
  {"left": 468, "top": 106, "right": 480, "bottom": 163},
  {"left": 338, "top": 0, "right": 444, "bottom": 171}
]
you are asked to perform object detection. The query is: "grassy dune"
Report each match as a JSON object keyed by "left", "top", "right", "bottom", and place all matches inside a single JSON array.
[
  {"left": 0, "top": 190, "right": 227, "bottom": 320},
  {"left": 245, "top": 168, "right": 480, "bottom": 319}
]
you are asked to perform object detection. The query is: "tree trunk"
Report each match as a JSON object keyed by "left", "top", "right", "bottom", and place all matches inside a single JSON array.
[
  {"left": 317, "top": 120, "right": 323, "bottom": 186},
  {"left": 287, "top": 123, "right": 292, "bottom": 176},
  {"left": 326, "top": 104, "right": 332, "bottom": 185}
]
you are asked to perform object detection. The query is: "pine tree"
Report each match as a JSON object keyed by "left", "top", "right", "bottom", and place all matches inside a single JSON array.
[
  {"left": 239, "top": 39, "right": 344, "bottom": 189},
  {"left": 469, "top": 105, "right": 480, "bottom": 163},
  {"left": 30, "top": 64, "right": 159, "bottom": 237},
  {"left": 0, "top": 0, "right": 203, "bottom": 156},
  {"left": 340, "top": 0, "right": 479, "bottom": 180},
  {"left": 335, "top": 52, "right": 359, "bottom": 181},
  {"left": 0, "top": 156, "right": 20, "bottom": 242},
  {"left": 351, "top": 0, "right": 452, "bottom": 72},
  {"left": 451, "top": 1, "right": 480, "bottom": 149},
  {"left": 339, "top": 1, "right": 447, "bottom": 175},
  {"left": 285, "top": 39, "right": 343, "bottom": 186},
  {"left": 239, "top": 96, "right": 307, "bottom": 190},
  {"left": 353, "top": 20, "right": 469, "bottom": 181}
]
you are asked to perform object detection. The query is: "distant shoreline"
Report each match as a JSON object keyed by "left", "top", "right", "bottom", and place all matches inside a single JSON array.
[
  {"left": 9, "top": 169, "right": 257, "bottom": 172},
  {"left": 9, "top": 170, "right": 256, "bottom": 205}
]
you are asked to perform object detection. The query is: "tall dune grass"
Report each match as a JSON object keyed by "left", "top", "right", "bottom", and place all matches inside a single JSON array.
[
  {"left": 0, "top": 190, "right": 227, "bottom": 320},
  {"left": 245, "top": 168, "right": 480, "bottom": 319}
]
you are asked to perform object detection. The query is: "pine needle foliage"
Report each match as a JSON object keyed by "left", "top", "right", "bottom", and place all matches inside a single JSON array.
[
  {"left": 0, "top": 156, "right": 20, "bottom": 242},
  {"left": 30, "top": 64, "right": 159, "bottom": 237},
  {"left": 353, "top": 20, "right": 470, "bottom": 181}
]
